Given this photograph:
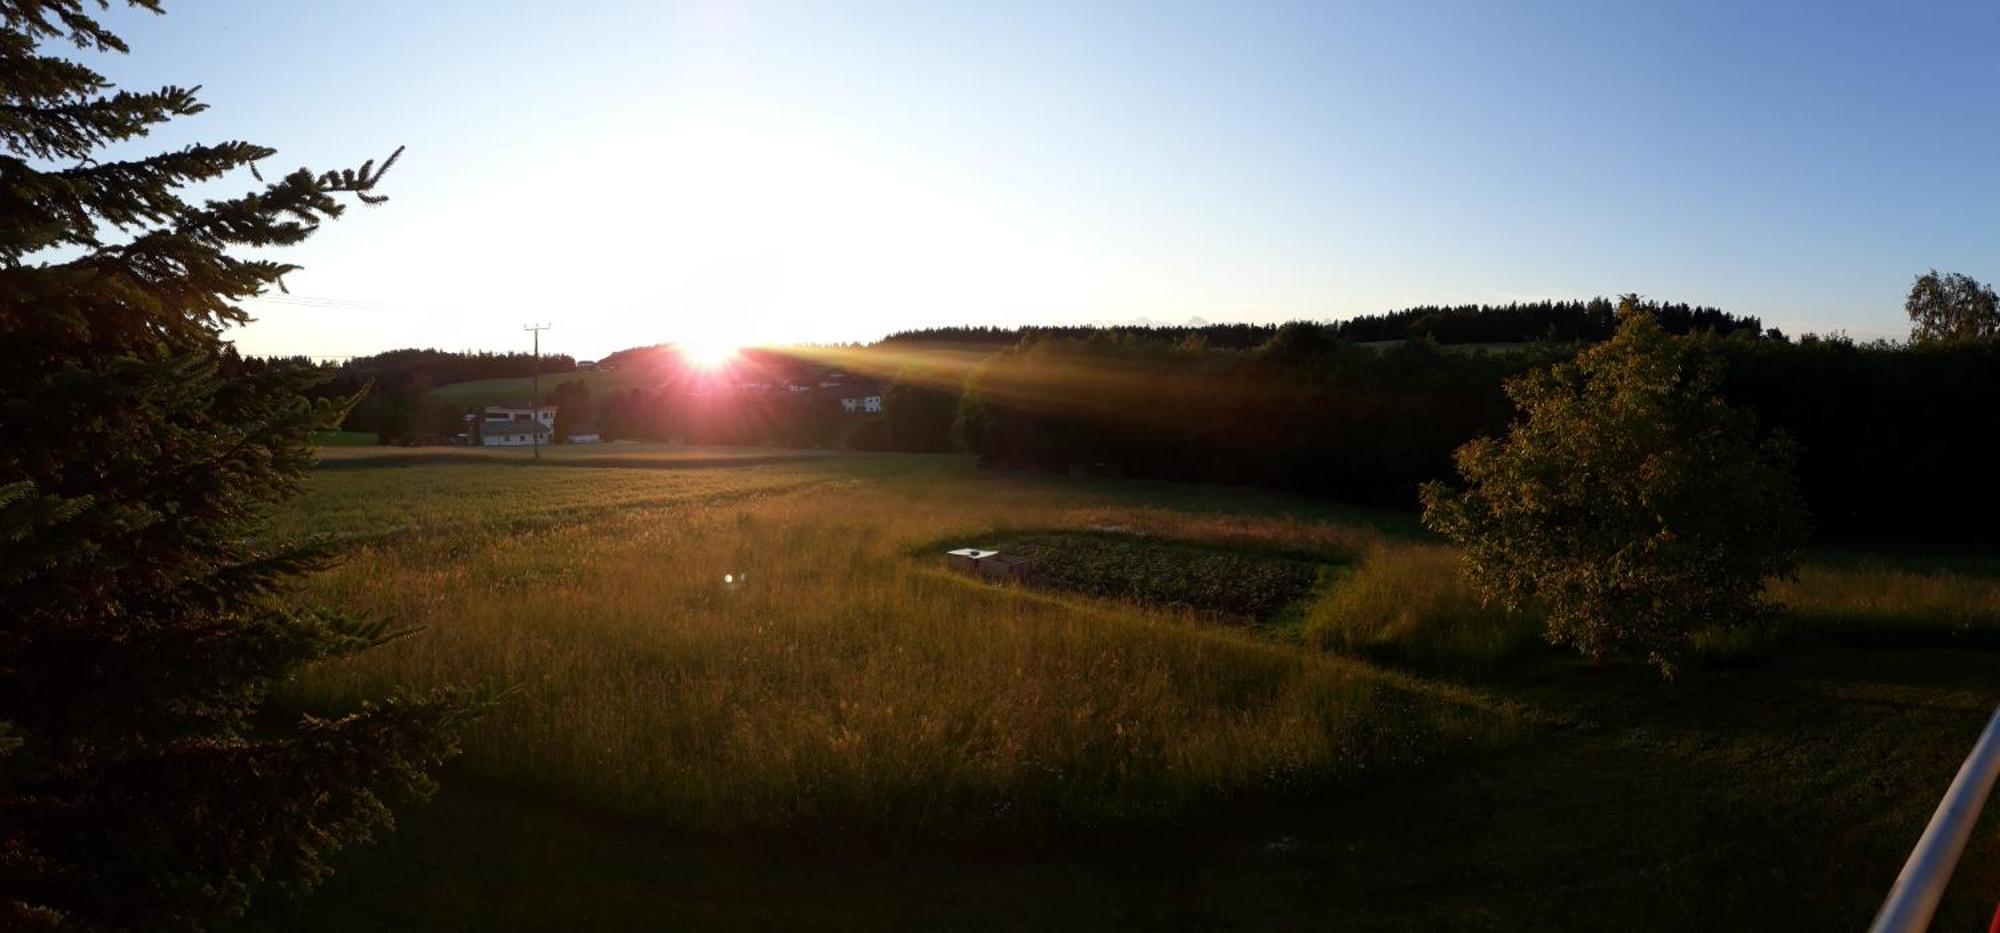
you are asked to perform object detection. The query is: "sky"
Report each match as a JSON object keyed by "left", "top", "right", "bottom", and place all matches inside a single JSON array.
[{"left": 75, "top": 0, "right": 2000, "bottom": 360}]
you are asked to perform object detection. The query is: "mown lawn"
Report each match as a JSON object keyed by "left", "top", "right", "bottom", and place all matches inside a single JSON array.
[{"left": 238, "top": 450, "right": 2000, "bottom": 930}]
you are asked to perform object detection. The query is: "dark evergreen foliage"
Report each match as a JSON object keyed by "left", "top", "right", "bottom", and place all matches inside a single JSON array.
[
  {"left": 1, "top": 3, "right": 477, "bottom": 927},
  {"left": 342, "top": 347, "right": 579, "bottom": 385},
  {"left": 880, "top": 322, "right": 1280, "bottom": 349},
  {"left": 951, "top": 313, "right": 1997, "bottom": 543},
  {"left": 1334, "top": 298, "right": 1758, "bottom": 344},
  {"left": 955, "top": 326, "right": 1547, "bottom": 505},
  {"left": 245, "top": 349, "right": 580, "bottom": 443},
  {"left": 878, "top": 299, "right": 1761, "bottom": 349},
  {"left": 1708, "top": 332, "right": 2000, "bottom": 543}
]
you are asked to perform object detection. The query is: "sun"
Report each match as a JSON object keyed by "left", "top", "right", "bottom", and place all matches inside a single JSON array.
[{"left": 678, "top": 334, "right": 741, "bottom": 370}]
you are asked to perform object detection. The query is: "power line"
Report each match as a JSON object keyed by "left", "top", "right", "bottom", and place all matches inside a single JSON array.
[{"left": 524, "top": 322, "right": 552, "bottom": 461}]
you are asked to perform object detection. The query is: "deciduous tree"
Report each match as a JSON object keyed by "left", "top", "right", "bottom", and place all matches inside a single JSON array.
[
  {"left": 1420, "top": 299, "right": 1807, "bottom": 677},
  {"left": 1906, "top": 269, "right": 1999, "bottom": 346},
  {"left": 548, "top": 378, "right": 593, "bottom": 443}
]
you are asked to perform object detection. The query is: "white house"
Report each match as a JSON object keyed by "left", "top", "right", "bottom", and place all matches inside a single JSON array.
[
  {"left": 480, "top": 420, "right": 551, "bottom": 447},
  {"left": 480, "top": 404, "right": 558, "bottom": 447},
  {"left": 485, "top": 405, "right": 556, "bottom": 427}
]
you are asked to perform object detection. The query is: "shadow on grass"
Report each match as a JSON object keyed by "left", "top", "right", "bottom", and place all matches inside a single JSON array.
[{"left": 237, "top": 646, "right": 2000, "bottom": 933}]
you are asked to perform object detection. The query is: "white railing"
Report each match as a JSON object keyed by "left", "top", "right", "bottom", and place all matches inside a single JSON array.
[{"left": 1870, "top": 703, "right": 2000, "bottom": 933}]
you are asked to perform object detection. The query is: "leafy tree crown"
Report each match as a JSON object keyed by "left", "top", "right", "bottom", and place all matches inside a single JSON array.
[{"left": 1420, "top": 298, "right": 1808, "bottom": 676}]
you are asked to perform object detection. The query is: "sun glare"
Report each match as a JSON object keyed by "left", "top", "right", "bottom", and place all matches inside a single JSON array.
[{"left": 679, "top": 334, "right": 741, "bottom": 370}]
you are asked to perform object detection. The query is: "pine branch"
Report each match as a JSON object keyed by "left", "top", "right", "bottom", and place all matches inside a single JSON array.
[
  {"left": 0, "top": 1, "right": 160, "bottom": 53},
  {"left": 1, "top": 5, "right": 473, "bottom": 925},
  {"left": 0, "top": 84, "right": 203, "bottom": 160}
]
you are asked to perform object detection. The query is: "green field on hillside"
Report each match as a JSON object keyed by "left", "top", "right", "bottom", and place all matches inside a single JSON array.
[
  {"left": 426, "top": 369, "right": 649, "bottom": 409},
  {"left": 309, "top": 430, "right": 378, "bottom": 446},
  {"left": 241, "top": 451, "right": 2000, "bottom": 930}
]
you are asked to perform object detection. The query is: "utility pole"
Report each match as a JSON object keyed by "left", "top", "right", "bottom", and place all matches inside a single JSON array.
[{"left": 524, "top": 322, "right": 551, "bottom": 460}]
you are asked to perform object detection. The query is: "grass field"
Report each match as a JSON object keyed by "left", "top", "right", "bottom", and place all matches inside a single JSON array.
[
  {"left": 309, "top": 429, "right": 378, "bottom": 446},
  {"left": 426, "top": 369, "right": 651, "bottom": 409},
  {"left": 240, "top": 449, "right": 2000, "bottom": 930}
]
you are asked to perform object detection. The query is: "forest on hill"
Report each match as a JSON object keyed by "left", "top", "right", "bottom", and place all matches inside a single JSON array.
[
  {"left": 879, "top": 298, "right": 1764, "bottom": 348},
  {"left": 253, "top": 294, "right": 1990, "bottom": 542}
]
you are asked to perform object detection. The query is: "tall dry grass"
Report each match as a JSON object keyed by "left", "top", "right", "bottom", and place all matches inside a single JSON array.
[
  {"left": 1765, "top": 560, "right": 2000, "bottom": 649},
  {"left": 1300, "top": 542, "right": 1544, "bottom": 676},
  {"left": 283, "top": 462, "right": 1518, "bottom": 838},
  {"left": 280, "top": 454, "right": 2000, "bottom": 839}
]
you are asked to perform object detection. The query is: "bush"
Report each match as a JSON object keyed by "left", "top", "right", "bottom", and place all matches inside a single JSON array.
[{"left": 1420, "top": 301, "right": 1808, "bottom": 677}]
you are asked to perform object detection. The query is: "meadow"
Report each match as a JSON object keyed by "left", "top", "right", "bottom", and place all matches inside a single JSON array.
[
  {"left": 244, "top": 446, "right": 2000, "bottom": 930},
  {"left": 425, "top": 369, "right": 649, "bottom": 409}
]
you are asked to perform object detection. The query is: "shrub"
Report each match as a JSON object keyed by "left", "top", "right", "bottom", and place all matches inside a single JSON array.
[{"left": 1420, "top": 301, "right": 1808, "bottom": 677}]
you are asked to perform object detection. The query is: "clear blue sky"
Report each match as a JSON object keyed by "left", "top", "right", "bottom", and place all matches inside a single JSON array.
[{"left": 82, "top": 0, "right": 2000, "bottom": 358}]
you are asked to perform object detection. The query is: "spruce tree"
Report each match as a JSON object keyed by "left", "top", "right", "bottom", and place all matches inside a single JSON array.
[{"left": 1, "top": 2, "right": 476, "bottom": 927}]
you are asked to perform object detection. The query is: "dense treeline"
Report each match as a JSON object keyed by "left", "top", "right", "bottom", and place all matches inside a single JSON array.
[
  {"left": 952, "top": 319, "right": 1997, "bottom": 543},
  {"left": 589, "top": 348, "right": 873, "bottom": 446},
  {"left": 241, "top": 348, "right": 581, "bottom": 443},
  {"left": 881, "top": 323, "right": 1280, "bottom": 349},
  {"left": 878, "top": 299, "right": 1762, "bottom": 348},
  {"left": 1334, "top": 299, "right": 1761, "bottom": 343},
  {"left": 1712, "top": 337, "right": 2000, "bottom": 542},
  {"left": 264, "top": 300, "right": 1994, "bottom": 543},
  {"left": 955, "top": 326, "right": 1544, "bottom": 507},
  {"left": 343, "top": 347, "right": 579, "bottom": 385},
  {"left": 599, "top": 386, "right": 857, "bottom": 448}
]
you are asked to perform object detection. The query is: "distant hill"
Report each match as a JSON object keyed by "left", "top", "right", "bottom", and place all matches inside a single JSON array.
[
  {"left": 342, "top": 347, "right": 580, "bottom": 386},
  {"left": 427, "top": 370, "right": 648, "bottom": 409}
]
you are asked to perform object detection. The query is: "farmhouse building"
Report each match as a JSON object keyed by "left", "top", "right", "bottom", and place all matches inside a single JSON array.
[
  {"left": 829, "top": 379, "right": 883, "bottom": 413},
  {"left": 839, "top": 393, "right": 883, "bottom": 413},
  {"left": 485, "top": 404, "right": 556, "bottom": 426},
  {"left": 480, "top": 404, "right": 558, "bottom": 447}
]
